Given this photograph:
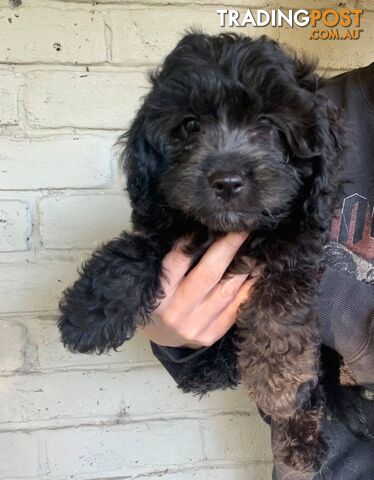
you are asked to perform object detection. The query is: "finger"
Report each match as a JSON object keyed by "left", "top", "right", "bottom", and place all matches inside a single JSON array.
[
  {"left": 196, "top": 277, "right": 257, "bottom": 347},
  {"left": 177, "top": 274, "right": 248, "bottom": 339},
  {"left": 161, "top": 240, "right": 192, "bottom": 288},
  {"left": 229, "top": 276, "right": 257, "bottom": 312},
  {"left": 204, "top": 273, "right": 249, "bottom": 312},
  {"left": 184, "top": 232, "right": 249, "bottom": 299}
]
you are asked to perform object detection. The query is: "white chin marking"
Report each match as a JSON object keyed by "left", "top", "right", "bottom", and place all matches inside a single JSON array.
[{"left": 199, "top": 211, "right": 254, "bottom": 231}]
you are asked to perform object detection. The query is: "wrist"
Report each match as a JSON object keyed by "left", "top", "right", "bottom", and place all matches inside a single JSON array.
[
  {"left": 151, "top": 341, "right": 209, "bottom": 362},
  {"left": 179, "top": 342, "right": 204, "bottom": 350}
]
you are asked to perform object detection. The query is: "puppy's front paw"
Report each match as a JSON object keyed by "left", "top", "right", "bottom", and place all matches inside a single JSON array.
[
  {"left": 58, "top": 232, "right": 164, "bottom": 354},
  {"left": 276, "top": 436, "right": 327, "bottom": 472},
  {"left": 273, "top": 409, "right": 327, "bottom": 473},
  {"left": 58, "top": 286, "right": 135, "bottom": 354}
]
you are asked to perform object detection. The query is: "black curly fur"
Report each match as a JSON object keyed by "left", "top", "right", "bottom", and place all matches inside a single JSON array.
[
  {"left": 58, "top": 32, "right": 369, "bottom": 472},
  {"left": 59, "top": 233, "right": 167, "bottom": 353}
]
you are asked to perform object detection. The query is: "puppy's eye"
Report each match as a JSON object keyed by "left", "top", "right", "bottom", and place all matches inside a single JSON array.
[{"left": 181, "top": 117, "right": 200, "bottom": 136}]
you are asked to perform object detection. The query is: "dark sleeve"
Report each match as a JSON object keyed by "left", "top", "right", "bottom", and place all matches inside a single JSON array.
[
  {"left": 150, "top": 325, "right": 240, "bottom": 396},
  {"left": 317, "top": 266, "right": 374, "bottom": 385},
  {"left": 152, "top": 266, "right": 374, "bottom": 393}
]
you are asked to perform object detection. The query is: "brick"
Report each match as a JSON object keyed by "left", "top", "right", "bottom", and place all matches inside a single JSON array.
[
  {"left": 202, "top": 414, "right": 272, "bottom": 462},
  {"left": 0, "top": 258, "right": 82, "bottom": 313},
  {"left": 0, "top": 367, "right": 250, "bottom": 426},
  {"left": 279, "top": 11, "right": 373, "bottom": 70},
  {"left": 39, "top": 194, "right": 131, "bottom": 249},
  {"left": 141, "top": 465, "right": 273, "bottom": 480},
  {"left": 45, "top": 421, "right": 203, "bottom": 476},
  {"left": 109, "top": 7, "right": 278, "bottom": 65},
  {"left": 0, "top": 315, "right": 155, "bottom": 373},
  {"left": 0, "top": 318, "right": 25, "bottom": 372},
  {"left": 0, "top": 7, "right": 106, "bottom": 63},
  {"left": 0, "top": 136, "right": 112, "bottom": 190},
  {"left": 25, "top": 71, "right": 147, "bottom": 129},
  {"left": 30, "top": 317, "right": 156, "bottom": 370},
  {"left": 0, "top": 72, "right": 18, "bottom": 125},
  {"left": 0, "top": 200, "right": 30, "bottom": 251},
  {"left": 0, "top": 432, "right": 39, "bottom": 478}
]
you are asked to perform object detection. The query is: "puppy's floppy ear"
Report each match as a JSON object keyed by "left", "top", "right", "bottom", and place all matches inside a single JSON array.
[
  {"left": 283, "top": 60, "right": 346, "bottom": 233},
  {"left": 120, "top": 109, "right": 160, "bottom": 216},
  {"left": 299, "top": 94, "right": 346, "bottom": 233}
]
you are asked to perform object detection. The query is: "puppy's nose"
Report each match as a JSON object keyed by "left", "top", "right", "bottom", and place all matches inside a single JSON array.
[{"left": 208, "top": 172, "right": 244, "bottom": 200}]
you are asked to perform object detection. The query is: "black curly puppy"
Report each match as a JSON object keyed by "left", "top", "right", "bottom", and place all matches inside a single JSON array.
[{"left": 59, "top": 33, "right": 360, "bottom": 471}]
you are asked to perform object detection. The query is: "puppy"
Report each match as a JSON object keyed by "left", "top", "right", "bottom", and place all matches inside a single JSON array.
[{"left": 59, "top": 33, "right": 357, "bottom": 471}]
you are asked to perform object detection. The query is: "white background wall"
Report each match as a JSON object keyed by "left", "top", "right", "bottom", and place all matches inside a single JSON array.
[{"left": 0, "top": 0, "right": 372, "bottom": 478}]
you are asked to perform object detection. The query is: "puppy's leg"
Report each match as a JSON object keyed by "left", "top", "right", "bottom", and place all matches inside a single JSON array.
[
  {"left": 58, "top": 232, "right": 166, "bottom": 353},
  {"left": 237, "top": 273, "right": 324, "bottom": 471},
  {"left": 272, "top": 406, "right": 327, "bottom": 472}
]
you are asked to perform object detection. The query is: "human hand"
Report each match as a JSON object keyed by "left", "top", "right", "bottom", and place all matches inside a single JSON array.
[{"left": 140, "top": 233, "right": 259, "bottom": 349}]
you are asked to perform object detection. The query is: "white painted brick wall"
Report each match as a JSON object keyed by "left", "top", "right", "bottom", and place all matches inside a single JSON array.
[
  {"left": 39, "top": 194, "right": 131, "bottom": 249},
  {"left": 0, "top": 7, "right": 106, "bottom": 64},
  {"left": 139, "top": 465, "right": 274, "bottom": 480},
  {"left": 46, "top": 421, "right": 204, "bottom": 477},
  {"left": 0, "top": 258, "right": 85, "bottom": 312},
  {"left": 0, "top": 1, "right": 371, "bottom": 479},
  {"left": 0, "top": 136, "right": 112, "bottom": 190},
  {"left": 108, "top": 7, "right": 277, "bottom": 65},
  {"left": 0, "top": 432, "right": 39, "bottom": 478},
  {"left": 0, "top": 72, "right": 19, "bottom": 125},
  {"left": 0, "top": 368, "right": 254, "bottom": 428},
  {"left": 0, "top": 319, "right": 25, "bottom": 372},
  {"left": 0, "top": 200, "right": 30, "bottom": 251},
  {"left": 26, "top": 315, "right": 156, "bottom": 369},
  {"left": 25, "top": 71, "right": 147, "bottom": 129}
]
